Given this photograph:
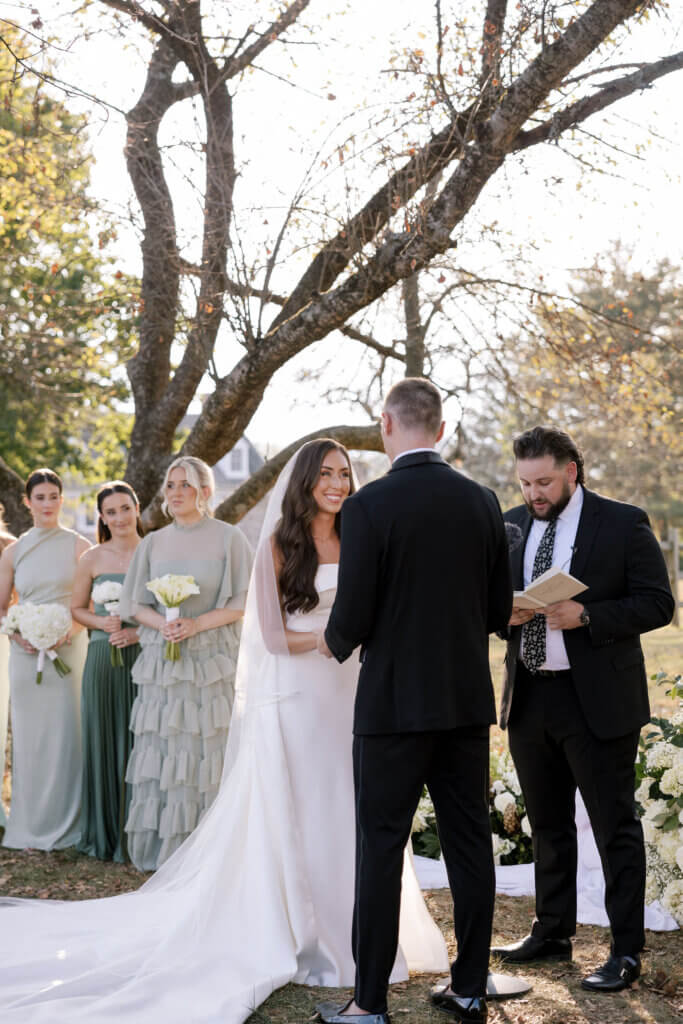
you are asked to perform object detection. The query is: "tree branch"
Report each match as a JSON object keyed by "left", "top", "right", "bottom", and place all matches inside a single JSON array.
[
  {"left": 99, "top": 0, "right": 167, "bottom": 36},
  {"left": 214, "top": 423, "right": 383, "bottom": 524},
  {"left": 338, "top": 324, "right": 402, "bottom": 361},
  {"left": 514, "top": 51, "right": 683, "bottom": 150},
  {"left": 479, "top": 0, "right": 507, "bottom": 98},
  {"left": 224, "top": 0, "right": 311, "bottom": 79}
]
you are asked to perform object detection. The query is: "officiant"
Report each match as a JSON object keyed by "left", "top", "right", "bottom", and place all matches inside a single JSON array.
[{"left": 493, "top": 425, "right": 674, "bottom": 993}]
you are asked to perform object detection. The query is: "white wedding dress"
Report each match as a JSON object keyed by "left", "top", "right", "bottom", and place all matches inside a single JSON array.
[{"left": 0, "top": 552, "right": 447, "bottom": 1021}]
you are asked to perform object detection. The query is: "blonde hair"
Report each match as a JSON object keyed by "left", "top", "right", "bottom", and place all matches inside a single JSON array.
[{"left": 161, "top": 457, "right": 215, "bottom": 519}]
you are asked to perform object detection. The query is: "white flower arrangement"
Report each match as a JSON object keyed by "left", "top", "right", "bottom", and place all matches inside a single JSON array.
[
  {"left": 489, "top": 747, "right": 532, "bottom": 865},
  {"left": 411, "top": 747, "right": 532, "bottom": 864},
  {"left": 1, "top": 602, "right": 72, "bottom": 683},
  {"left": 92, "top": 580, "right": 126, "bottom": 667},
  {"left": 91, "top": 580, "right": 124, "bottom": 606},
  {"left": 636, "top": 673, "right": 683, "bottom": 926},
  {"left": 146, "top": 574, "right": 200, "bottom": 660}
]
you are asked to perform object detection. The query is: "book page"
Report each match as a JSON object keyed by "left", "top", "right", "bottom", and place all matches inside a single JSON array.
[
  {"left": 512, "top": 591, "right": 546, "bottom": 610},
  {"left": 524, "top": 567, "right": 587, "bottom": 607}
]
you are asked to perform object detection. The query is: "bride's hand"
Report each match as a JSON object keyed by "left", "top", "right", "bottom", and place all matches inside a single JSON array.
[{"left": 316, "top": 632, "right": 333, "bottom": 658}]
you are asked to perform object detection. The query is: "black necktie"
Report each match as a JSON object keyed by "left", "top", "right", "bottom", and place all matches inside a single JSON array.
[{"left": 522, "top": 518, "right": 557, "bottom": 672}]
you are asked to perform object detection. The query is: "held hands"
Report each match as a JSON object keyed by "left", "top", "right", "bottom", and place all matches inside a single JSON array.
[
  {"left": 510, "top": 601, "right": 585, "bottom": 630},
  {"left": 101, "top": 614, "right": 122, "bottom": 634},
  {"left": 12, "top": 633, "right": 37, "bottom": 655},
  {"left": 13, "top": 631, "right": 71, "bottom": 653},
  {"left": 509, "top": 607, "right": 535, "bottom": 627},
  {"left": 162, "top": 617, "right": 198, "bottom": 643},
  {"left": 110, "top": 627, "right": 139, "bottom": 649},
  {"left": 316, "top": 631, "right": 333, "bottom": 659},
  {"left": 541, "top": 600, "right": 584, "bottom": 631}
]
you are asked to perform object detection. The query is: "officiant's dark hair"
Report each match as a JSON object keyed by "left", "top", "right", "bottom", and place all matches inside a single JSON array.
[
  {"left": 384, "top": 377, "right": 442, "bottom": 435},
  {"left": 274, "top": 439, "right": 355, "bottom": 615},
  {"left": 25, "top": 467, "right": 62, "bottom": 497},
  {"left": 96, "top": 481, "right": 145, "bottom": 543},
  {"left": 513, "top": 426, "right": 585, "bottom": 485}
]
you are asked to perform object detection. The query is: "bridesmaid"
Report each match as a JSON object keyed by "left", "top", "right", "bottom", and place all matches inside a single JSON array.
[
  {"left": 0, "top": 469, "right": 90, "bottom": 850},
  {"left": 120, "top": 456, "right": 253, "bottom": 871},
  {"left": 0, "top": 505, "right": 16, "bottom": 833},
  {"left": 71, "top": 482, "right": 143, "bottom": 862}
]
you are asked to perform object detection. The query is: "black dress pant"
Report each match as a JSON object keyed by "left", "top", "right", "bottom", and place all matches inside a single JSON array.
[
  {"left": 508, "top": 665, "right": 645, "bottom": 956},
  {"left": 352, "top": 727, "right": 494, "bottom": 1014}
]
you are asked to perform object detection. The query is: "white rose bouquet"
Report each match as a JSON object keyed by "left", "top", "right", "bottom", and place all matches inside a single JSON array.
[
  {"left": 636, "top": 672, "right": 683, "bottom": 925},
  {"left": 489, "top": 747, "right": 532, "bottom": 865},
  {"left": 92, "top": 580, "right": 125, "bottom": 667},
  {"left": 145, "top": 574, "right": 200, "bottom": 661},
  {"left": 1, "top": 602, "right": 72, "bottom": 684}
]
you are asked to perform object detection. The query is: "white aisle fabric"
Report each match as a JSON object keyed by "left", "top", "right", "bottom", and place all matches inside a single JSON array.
[
  {"left": 414, "top": 791, "right": 679, "bottom": 932},
  {"left": 0, "top": 564, "right": 448, "bottom": 1023},
  {"left": 0, "top": 634, "right": 8, "bottom": 830}
]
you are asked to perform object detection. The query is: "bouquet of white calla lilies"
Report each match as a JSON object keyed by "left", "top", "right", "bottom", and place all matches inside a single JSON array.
[
  {"left": 1, "top": 602, "right": 72, "bottom": 683},
  {"left": 92, "top": 580, "right": 125, "bottom": 667},
  {"left": 146, "top": 574, "right": 200, "bottom": 660}
]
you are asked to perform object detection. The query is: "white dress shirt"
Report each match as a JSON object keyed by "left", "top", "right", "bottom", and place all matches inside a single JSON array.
[
  {"left": 392, "top": 447, "right": 437, "bottom": 463},
  {"left": 520, "top": 484, "right": 584, "bottom": 670}
]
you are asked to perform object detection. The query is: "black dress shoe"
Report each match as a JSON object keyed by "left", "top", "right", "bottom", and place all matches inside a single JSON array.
[
  {"left": 315, "top": 1000, "right": 391, "bottom": 1023},
  {"left": 581, "top": 954, "right": 641, "bottom": 992},
  {"left": 430, "top": 987, "right": 487, "bottom": 1021},
  {"left": 491, "top": 934, "right": 572, "bottom": 964}
]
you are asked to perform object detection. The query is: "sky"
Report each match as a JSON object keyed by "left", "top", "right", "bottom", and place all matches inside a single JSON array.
[{"left": 2, "top": 0, "right": 682, "bottom": 453}]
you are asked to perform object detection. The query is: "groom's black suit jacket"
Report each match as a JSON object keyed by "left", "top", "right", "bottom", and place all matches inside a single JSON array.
[
  {"left": 325, "top": 451, "right": 513, "bottom": 735},
  {"left": 500, "top": 487, "right": 675, "bottom": 739}
]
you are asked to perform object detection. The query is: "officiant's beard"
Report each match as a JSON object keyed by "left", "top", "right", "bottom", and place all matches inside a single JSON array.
[{"left": 526, "top": 480, "right": 573, "bottom": 521}]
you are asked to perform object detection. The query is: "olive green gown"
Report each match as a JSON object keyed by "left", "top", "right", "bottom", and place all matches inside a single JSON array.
[{"left": 78, "top": 572, "right": 139, "bottom": 862}]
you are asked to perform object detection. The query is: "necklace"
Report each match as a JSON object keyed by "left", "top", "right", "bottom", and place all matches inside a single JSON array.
[{"left": 106, "top": 543, "right": 138, "bottom": 570}]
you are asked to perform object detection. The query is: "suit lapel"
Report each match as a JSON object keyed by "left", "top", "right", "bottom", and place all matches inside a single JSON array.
[{"left": 570, "top": 488, "right": 601, "bottom": 582}]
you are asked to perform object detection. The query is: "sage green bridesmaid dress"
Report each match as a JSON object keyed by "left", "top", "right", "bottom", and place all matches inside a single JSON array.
[
  {"left": 78, "top": 572, "right": 139, "bottom": 862},
  {"left": 2, "top": 526, "right": 86, "bottom": 850},
  {"left": 0, "top": 634, "right": 8, "bottom": 831}
]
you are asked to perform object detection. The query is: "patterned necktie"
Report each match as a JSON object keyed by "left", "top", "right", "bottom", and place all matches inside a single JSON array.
[{"left": 522, "top": 518, "right": 557, "bottom": 672}]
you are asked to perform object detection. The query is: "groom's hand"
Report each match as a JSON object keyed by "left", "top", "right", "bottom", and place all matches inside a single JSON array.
[{"left": 316, "top": 631, "right": 333, "bottom": 658}]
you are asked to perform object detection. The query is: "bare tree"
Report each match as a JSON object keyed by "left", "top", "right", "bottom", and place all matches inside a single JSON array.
[{"left": 3, "top": 1, "right": 682, "bottom": 525}]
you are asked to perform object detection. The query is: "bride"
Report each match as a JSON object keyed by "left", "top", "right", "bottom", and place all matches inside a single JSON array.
[{"left": 0, "top": 440, "right": 447, "bottom": 1023}]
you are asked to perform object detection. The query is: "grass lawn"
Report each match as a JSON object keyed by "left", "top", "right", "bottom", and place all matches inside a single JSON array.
[{"left": 0, "top": 623, "right": 681, "bottom": 1021}]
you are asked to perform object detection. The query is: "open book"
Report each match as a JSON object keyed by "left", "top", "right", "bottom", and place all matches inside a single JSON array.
[{"left": 513, "top": 566, "right": 588, "bottom": 610}]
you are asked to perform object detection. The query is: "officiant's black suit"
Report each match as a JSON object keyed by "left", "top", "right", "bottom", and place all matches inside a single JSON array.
[
  {"left": 325, "top": 451, "right": 512, "bottom": 1013},
  {"left": 500, "top": 487, "right": 674, "bottom": 956}
]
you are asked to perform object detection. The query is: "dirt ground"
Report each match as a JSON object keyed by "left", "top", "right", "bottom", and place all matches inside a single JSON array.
[
  {"left": 0, "top": 625, "right": 681, "bottom": 1021},
  {"left": 0, "top": 846, "right": 680, "bottom": 1023}
]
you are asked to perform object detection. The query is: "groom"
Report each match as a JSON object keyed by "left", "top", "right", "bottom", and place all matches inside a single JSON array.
[{"left": 316, "top": 378, "right": 512, "bottom": 1024}]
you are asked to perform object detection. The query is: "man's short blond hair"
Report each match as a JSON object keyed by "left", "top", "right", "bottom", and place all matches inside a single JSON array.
[{"left": 384, "top": 377, "right": 443, "bottom": 434}]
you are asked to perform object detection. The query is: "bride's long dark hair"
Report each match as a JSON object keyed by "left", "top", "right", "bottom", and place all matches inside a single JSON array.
[{"left": 274, "top": 439, "right": 355, "bottom": 615}]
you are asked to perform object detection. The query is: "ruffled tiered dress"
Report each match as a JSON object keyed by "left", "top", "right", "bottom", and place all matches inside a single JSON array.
[
  {"left": 120, "top": 517, "right": 252, "bottom": 871},
  {"left": 78, "top": 572, "right": 139, "bottom": 862}
]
